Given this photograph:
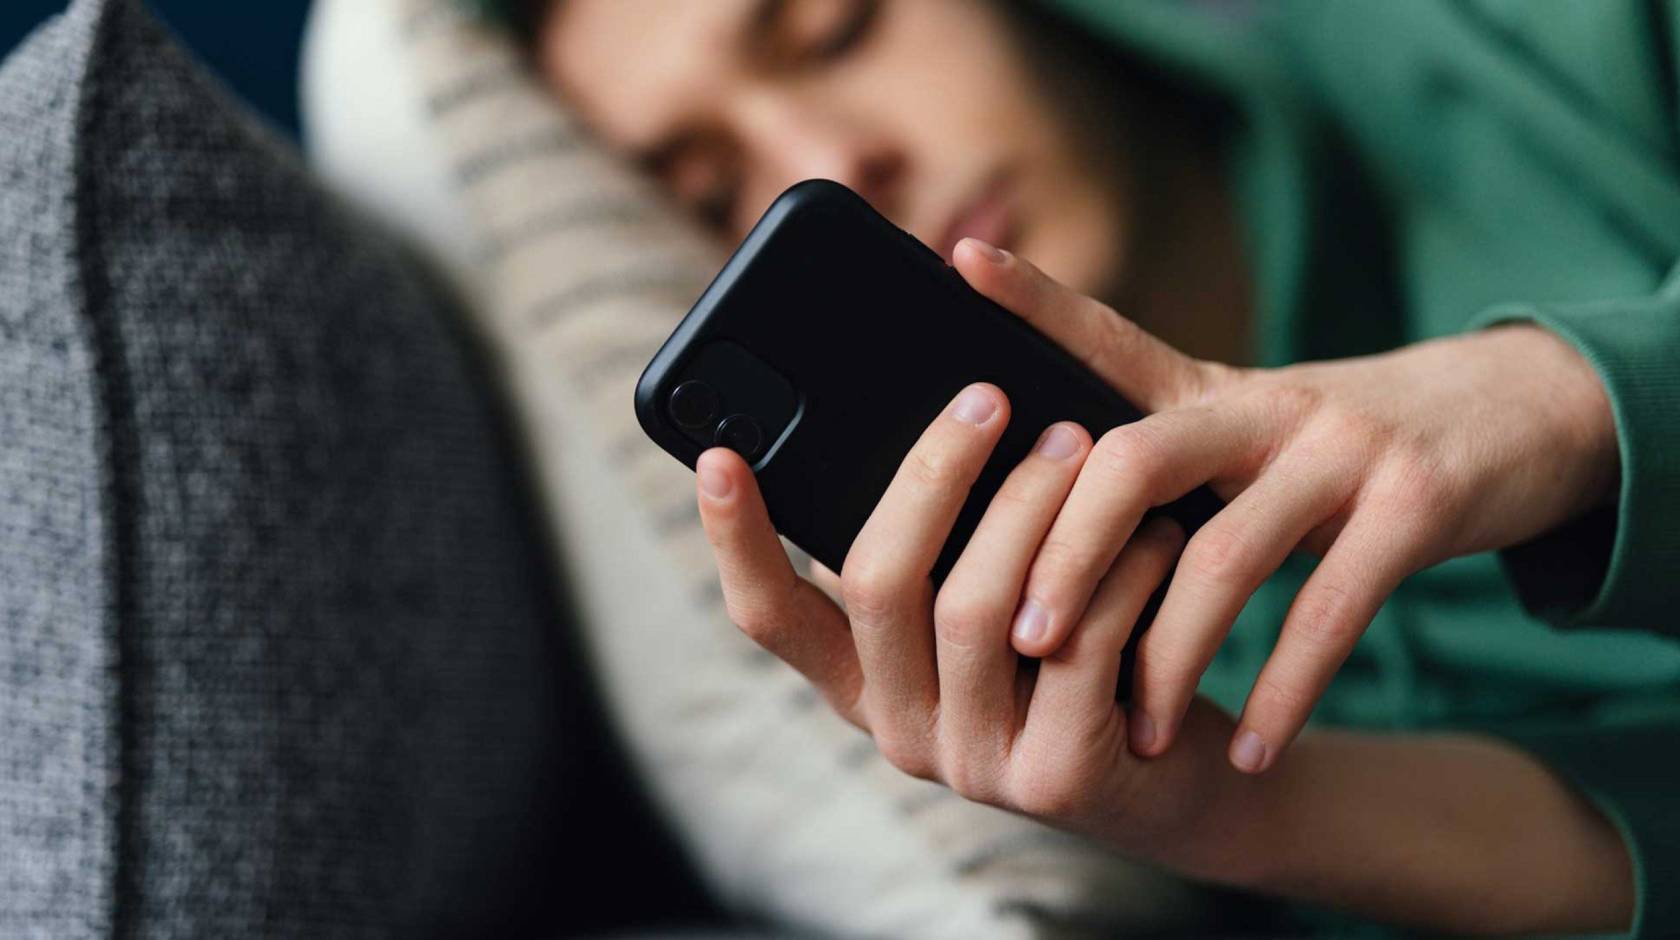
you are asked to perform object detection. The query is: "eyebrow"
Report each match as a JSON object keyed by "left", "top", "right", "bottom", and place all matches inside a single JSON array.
[{"left": 629, "top": 0, "right": 788, "bottom": 170}]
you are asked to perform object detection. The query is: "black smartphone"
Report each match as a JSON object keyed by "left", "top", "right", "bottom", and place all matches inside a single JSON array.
[{"left": 637, "top": 180, "right": 1219, "bottom": 688}]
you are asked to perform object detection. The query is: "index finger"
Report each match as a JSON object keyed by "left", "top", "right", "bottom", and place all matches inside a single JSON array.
[{"left": 953, "top": 238, "right": 1209, "bottom": 413}]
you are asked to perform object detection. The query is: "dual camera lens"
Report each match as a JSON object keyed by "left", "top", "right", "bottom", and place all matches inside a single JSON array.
[{"left": 670, "top": 380, "right": 766, "bottom": 460}]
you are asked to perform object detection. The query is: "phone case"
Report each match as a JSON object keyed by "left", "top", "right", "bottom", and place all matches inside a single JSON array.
[{"left": 637, "top": 181, "right": 1219, "bottom": 690}]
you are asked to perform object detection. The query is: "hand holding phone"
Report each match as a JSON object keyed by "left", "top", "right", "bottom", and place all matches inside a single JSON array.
[
  {"left": 674, "top": 226, "right": 1245, "bottom": 867},
  {"left": 653, "top": 178, "right": 1621, "bottom": 785},
  {"left": 640, "top": 181, "right": 1633, "bottom": 920},
  {"left": 637, "top": 180, "right": 1218, "bottom": 690}
]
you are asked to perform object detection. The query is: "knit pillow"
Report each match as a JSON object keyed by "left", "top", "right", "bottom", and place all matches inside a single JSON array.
[
  {"left": 302, "top": 2, "right": 1240, "bottom": 937},
  {"left": 0, "top": 0, "right": 569, "bottom": 934}
]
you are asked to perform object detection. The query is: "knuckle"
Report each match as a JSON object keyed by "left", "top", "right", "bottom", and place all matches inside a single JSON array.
[
  {"left": 1080, "top": 292, "right": 1124, "bottom": 324},
  {"left": 1072, "top": 293, "right": 1122, "bottom": 337},
  {"left": 1253, "top": 380, "right": 1325, "bottom": 424},
  {"left": 932, "top": 590, "right": 1004, "bottom": 650},
  {"left": 1087, "top": 305, "right": 1151, "bottom": 361},
  {"left": 722, "top": 597, "right": 779, "bottom": 644},
  {"left": 1289, "top": 583, "right": 1361, "bottom": 649},
  {"left": 989, "top": 471, "right": 1045, "bottom": 511},
  {"left": 875, "top": 734, "right": 938, "bottom": 782},
  {"left": 1251, "top": 673, "right": 1316, "bottom": 722},
  {"left": 1181, "top": 523, "right": 1257, "bottom": 587},
  {"left": 1031, "top": 532, "right": 1085, "bottom": 576},
  {"left": 1003, "top": 733, "right": 1106, "bottom": 820},
  {"left": 941, "top": 751, "right": 1004, "bottom": 805},
  {"left": 1317, "top": 404, "right": 1382, "bottom": 447},
  {"left": 1191, "top": 361, "right": 1246, "bottom": 401},
  {"left": 1029, "top": 537, "right": 1108, "bottom": 600},
  {"left": 721, "top": 587, "right": 790, "bottom": 647},
  {"left": 1380, "top": 450, "right": 1456, "bottom": 518},
  {"left": 1006, "top": 766, "right": 1091, "bottom": 820},
  {"left": 839, "top": 558, "right": 908, "bottom": 624},
  {"left": 904, "top": 446, "right": 962, "bottom": 490},
  {"left": 1091, "top": 425, "right": 1169, "bottom": 489}
]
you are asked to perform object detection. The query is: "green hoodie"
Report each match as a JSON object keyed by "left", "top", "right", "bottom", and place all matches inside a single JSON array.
[{"left": 1040, "top": 0, "right": 1680, "bottom": 936}]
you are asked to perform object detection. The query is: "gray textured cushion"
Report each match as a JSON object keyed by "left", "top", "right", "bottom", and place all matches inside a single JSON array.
[{"left": 0, "top": 0, "right": 568, "bottom": 936}]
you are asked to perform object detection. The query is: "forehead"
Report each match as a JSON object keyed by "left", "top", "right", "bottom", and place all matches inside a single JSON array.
[{"left": 543, "top": 0, "right": 759, "bottom": 151}]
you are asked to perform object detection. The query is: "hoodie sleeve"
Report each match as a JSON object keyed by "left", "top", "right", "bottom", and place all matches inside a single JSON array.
[
  {"left": 1498, "top": 708, "right": 1680, "bottom": 940},
  {"left": 1468, "top": 262, "right": 1680, "bottom": 633}
]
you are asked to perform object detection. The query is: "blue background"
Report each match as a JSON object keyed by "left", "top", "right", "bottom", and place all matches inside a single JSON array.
[{"left": 1, "top": 0, "right": 311, "bottom": 138}]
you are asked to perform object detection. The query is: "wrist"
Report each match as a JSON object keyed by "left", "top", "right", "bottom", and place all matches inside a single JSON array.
[
  {"left": 1196, "top": 733, "right": 1315, "bottom": 893},
  {"left": 1206, "top": 729, "right": 1636, "bottom": 935},
  {"left": 1482, "top": 323, "right": 1621, "bottom": 512},
  {"left": 1136, "top": 739, "right": 1297, "bottom": 890}
]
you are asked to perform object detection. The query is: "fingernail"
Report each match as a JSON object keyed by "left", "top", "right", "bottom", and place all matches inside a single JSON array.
[
  {"left": 1230, "top": 729, "right": 1268, "bottom": 773},
  {"left": 1011, "top": 598, "right": 1048, "bottom": 645},
  {"left": 698, "top": 462, "right": 733, "bottom": 500},
  {"left": 1035, "top": 424, "right": 1081, "bottom": 460},
  {"left": 1129, "top": 711, "right": 1156, "bottom": 753},
  {"left": 952, "top": 385, "right": 998, "bottom": 425},
  {"left": 965, "top": 237, "right": 1007, "bottom": 264}
]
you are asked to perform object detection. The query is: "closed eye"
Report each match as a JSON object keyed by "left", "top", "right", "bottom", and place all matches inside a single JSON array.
[{"left": 802, "top": 0, "right": 879, "bottom": 64}]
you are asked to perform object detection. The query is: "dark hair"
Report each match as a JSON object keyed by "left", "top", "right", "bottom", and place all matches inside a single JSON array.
[
  {"left": 509, "top": 0, "right": 558, "bottom": 45},
  {"left": 466, "top": 0, "right": 556, "bottom": 48}
]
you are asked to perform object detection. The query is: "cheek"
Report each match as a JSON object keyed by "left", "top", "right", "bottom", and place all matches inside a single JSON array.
[
  {"left": 862, "top": 3, "right": 1044, "bottom": 153},
  {"left": 878, "top": 3, "right": 1125, "bottom": 294}
]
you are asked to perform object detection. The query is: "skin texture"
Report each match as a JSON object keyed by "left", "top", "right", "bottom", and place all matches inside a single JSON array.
[
  {"left": 697, "top": 242, "right": 1631, "bottom": 933},
  {"left": 536, "top": 0, "right": 1634, "bottom": 931}
]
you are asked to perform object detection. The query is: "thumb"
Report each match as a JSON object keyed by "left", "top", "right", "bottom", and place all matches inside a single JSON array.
[{"left": 953, "top": 238, "right": 1208, "bottom": 412}]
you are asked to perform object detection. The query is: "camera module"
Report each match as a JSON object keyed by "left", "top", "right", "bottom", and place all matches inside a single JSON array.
[
  {"left": 669, "top": 380, "right": 721, "bottom": 431},
  {"left": 715, "top": 414, "right": 766, "bottom": 460}
]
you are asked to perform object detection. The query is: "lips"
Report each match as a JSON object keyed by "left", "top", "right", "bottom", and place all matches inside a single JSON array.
[{"left": 933, "top": 172, "right": 1017, "bottom": 264}]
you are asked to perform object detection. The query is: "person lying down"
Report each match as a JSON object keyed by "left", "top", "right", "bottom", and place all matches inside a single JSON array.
[{"left": 472, "top": 1, "right": 1680, "bottom": 935}]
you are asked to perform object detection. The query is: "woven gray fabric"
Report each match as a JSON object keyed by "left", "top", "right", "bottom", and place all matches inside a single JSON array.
[
  {"left": 0, "top": 8, "right": 117, "bottom": 938},
  {"left": 0, "top": 0, "right": 566, "bottom": 936}
]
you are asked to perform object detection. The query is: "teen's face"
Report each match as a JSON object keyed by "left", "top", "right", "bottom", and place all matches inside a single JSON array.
[{"left": 538, "top": 0, "right": 1129, "bottom": 296}]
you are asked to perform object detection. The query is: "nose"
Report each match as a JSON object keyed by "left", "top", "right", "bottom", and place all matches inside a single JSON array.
[{"left": 732, "top": 92, "right": 906, "bottom": 221}]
